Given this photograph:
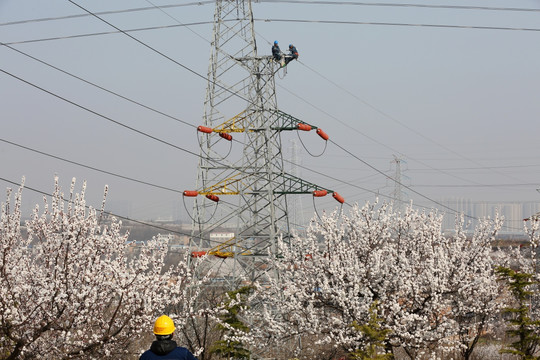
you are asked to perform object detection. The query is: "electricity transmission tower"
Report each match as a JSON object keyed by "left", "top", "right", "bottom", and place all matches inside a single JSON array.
[
  {"left": 391, "top": 155, "right": 407, "bottom": 213},
  {"left": 185, "top": 0, "right": 340, "bottom": 287}
]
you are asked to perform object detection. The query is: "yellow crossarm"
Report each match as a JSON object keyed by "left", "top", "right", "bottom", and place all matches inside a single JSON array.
[
  {"left": 212, "top": 110, "right": 253, "bottom": 133},
  {"left": 207, "top": 236, "right": 252, "bottom": 258},
  {"left": 198, "top": 173, "right": 252, "bottom": 195}
]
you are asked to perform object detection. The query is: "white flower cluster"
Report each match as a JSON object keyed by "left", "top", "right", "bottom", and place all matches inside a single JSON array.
[
  {"left": 241, "top": 200, "right": 508, "bottom": 359},
  {"left": 0, "top": 178, "right": 204, "bottom": 359}
]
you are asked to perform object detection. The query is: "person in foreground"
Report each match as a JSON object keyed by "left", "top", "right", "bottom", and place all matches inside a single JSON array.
[{"left": 139, "top": 315, "right": 198, "bottom": 360}]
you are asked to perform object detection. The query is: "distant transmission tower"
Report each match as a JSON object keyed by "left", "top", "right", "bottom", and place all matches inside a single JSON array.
[
  {"left": 185, "top": 0, "right": 341, "bottom": 287},
  {"left": 391, "top": 155, "right": 407, "bottom": 213}
]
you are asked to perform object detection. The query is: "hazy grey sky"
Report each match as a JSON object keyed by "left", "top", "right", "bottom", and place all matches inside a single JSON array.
[{"left": 1, "top": 0, "right": 539, "bottom": 226}]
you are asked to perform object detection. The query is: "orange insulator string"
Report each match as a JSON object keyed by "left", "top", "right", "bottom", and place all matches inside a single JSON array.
[
  {"left": 191, "top": 251, "right": 207, "bottom": 258},
  {"left": 197, "top": 126, "right": 213, "bottom": 133},
  {"left": 332, "top": 192, "right": 345, "bottom": 204},
  {"left": 313, "top": 190, "right": 328, "bottom": 197},
  {"left": 206, "top": 194, "right": 220, "bottom": 202},
  {"left": 297, "top": 123, "right": 312, "bottom": 131},
  {"left": 219, "top": 132, "right": 233, "bottom": 141},
  {"left": 316, "top": 128, "right": 329, "bottom": 140},
  {"left": 183, "top": 190, "right": 199, "bottom": 197}
]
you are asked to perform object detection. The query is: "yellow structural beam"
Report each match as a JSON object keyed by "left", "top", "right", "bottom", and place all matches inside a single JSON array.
[
  {"left": 207, "top": 236, "right": 252, "bottom": 258},
  {"left": 212, "top": 110, "right": 253, "bottom": 133},
  {"left": 198, "top": 173, "right": 251, "bottom": 195}
]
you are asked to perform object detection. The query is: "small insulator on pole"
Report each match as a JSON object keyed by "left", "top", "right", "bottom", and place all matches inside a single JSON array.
[
  {"left": 332, "top": 192, "right": 345, "bottom": 204},
  {"left": 206, "top": 194, "right": 220, "bottom": 202},
  {"left": 219, "top": 132, "right": 233, "bottom": 141},
  {"left": 183, "top": 190, "right": 198, "bottom": 197},
  {"left": 313, "top": 190, "right": 328, "bottom": 197},
  {"left": 316, "top": 128, "right": 329, "bottom": 141},
  {"left": 197, "top": 126, "right": 213, "bottom": 134},
  {"left": 297, "top": 123, "right": 312, "bottom": 131}
]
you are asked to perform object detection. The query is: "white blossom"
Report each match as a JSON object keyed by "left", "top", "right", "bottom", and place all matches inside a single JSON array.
[{"left": 0, "top": 178, "right": 204, "bottom": 359}]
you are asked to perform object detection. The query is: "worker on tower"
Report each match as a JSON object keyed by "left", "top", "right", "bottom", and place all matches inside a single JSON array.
[
  {"left": 272, "top": 40, "right": 282, "bottom": 62},
  {"left": 284, "top": 44, "right": 299, "bottom": 65},
  {"left": 139, "top": 315, "right": 198, "bottom": 360}
]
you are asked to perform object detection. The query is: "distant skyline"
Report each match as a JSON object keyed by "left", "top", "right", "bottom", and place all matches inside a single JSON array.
[{"left": 1, "top": 0, "right": 539, "bottom": 229}]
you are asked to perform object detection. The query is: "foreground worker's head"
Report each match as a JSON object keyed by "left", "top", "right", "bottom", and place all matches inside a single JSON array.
[
  {"left": 289, "top": 44, "right": 293, "bottom": 48},
  {"left": 153, "top": 315, "right": 176, "bottom": 340},
  {"left": 274, "top": 40, "right": 278, "bottom": 45}
]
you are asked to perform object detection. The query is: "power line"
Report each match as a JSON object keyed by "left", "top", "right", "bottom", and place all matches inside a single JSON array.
[
  {"left": 1, "top": 1, "right": 537, "bottom": 27},
  {"left": 1, "top": 42, "right": 196, "bottom": 130},
  {"left": 1, "top": 21, "right": 215, "bottom": 46},
  {"left": 0, "top": 1, "right": 214, "bottom": 27},
  {"left": 259, "top": 0, "right": 540, "bottom": 13},
  {"left": 65, "top": 0, "right": 253, "bottom": 106},
  {"left": 409, "top": 164, "right": 540, "bottom": 171},
  {"left": 328, "top": 138, "right": 470, "bottom": 218},
  {"left": 4, "top": 15, "right": 540, "bottom": 46},
  {"left": 277, "top": 75, "right": 490, "bottom": 188},
  {"left": 255, "top": 18, "right": 540, "bottom": 32},
  {"left": 297, "top": 60, "right": 530, "bottom": 185},
  {"left": 0, "top": 68, "right": 200, "bottom": 158},
  {"left": 0, "top": 176, "right": 192, "bottom": 237},
  {"left": 0, "top": 138, "right": 184, "bottom": 194},
  {"left": 413, "top": 183, "right": 540, "bottom": 188}
]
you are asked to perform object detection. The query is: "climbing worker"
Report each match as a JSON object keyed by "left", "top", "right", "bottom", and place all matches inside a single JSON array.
[
  {"left": 139, "top": 315, "right": 198, "bottom": 360},
  {"left": 284, "top": 44, "right": 299, "bottom": 65},
  {"left": 271, "top": 40, "right": 282, "bottom": 61}
]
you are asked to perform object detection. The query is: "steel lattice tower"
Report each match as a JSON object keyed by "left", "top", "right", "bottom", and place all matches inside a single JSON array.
[
  {"left": 391, "top": 155, "right": 407, "bottom": 213},
  {"left": 186, "top": 0, "right": 340, "bottom": 287}
]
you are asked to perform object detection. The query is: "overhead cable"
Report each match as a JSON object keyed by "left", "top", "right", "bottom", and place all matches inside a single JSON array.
[
  {"left": 255, "top": 18, "right": 540, "bottom": 32},
  {"left": 1, "top": 1, "right": 538, "bottom": 27},
  {"left": 0, "top": 138, "right": 184, "bottom": 194},
  {"left": 327, "top": 138, "right": 472, "bottom": 219},
  {"left": 258, "top": 1, "right": 540, "bottom": 13},
  {"left": 297, "top": 60, "right": 530, "bottom": 184},
  {"left": 0, "top": 1, "right": 214, "bottom": 27},
  {"left": 1, "top": 22, "right": 215, "bottom": 46},
  {"left": 0, "top": 176, "right": 192, "bottom": 237},
  {"left": 1, "top": 42, "right": 196, "bottom": 129},
  {"left": 0, "top": 68, "right": 200, "bottom": 158},
  {"left": 65, "top": 0, "right": 252, "bottom": 106}
]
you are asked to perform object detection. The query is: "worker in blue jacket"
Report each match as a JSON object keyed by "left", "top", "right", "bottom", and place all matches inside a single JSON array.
[
  {"left": 271, "top": 40, "right": 282, "bottom": 62},
  {"left": 139, "top": 315, "right": 198, "bottom": 360},
  {"left": 284, "top": 44, "right": 299, "bottom": 65}
]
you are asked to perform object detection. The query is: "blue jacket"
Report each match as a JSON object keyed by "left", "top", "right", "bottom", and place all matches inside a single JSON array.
[
  {"left": 272, "top": 44, "right": 281, "bottom": 59},
  {"left": 139, "top": 340, "right": 197, "bottom": 360},
  {"left": 289, "top": 46, "right": 298, "bottom": 58}
]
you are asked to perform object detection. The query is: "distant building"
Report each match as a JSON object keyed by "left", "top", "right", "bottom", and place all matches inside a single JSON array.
[
  {"left": 210, "top": 231, "right": 235, "bottom": 246},
  {"left": 439, "top": 198, "right": 540, "bottom": 233}
]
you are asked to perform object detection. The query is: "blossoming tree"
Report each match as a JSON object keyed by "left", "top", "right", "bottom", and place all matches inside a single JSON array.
[
  {"left": 248, "top": 201, "right": 506, "bottom": 360},
  {"left": 0, "top": 178, "right": 203, "bottom": 359}
]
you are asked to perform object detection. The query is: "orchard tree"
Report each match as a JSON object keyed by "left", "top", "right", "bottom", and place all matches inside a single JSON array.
[
  {"left": 248, "top": 201, "right": 506, "bottom": 360},
  {"left": 0, "top": 178, "right": 205, "bottom": 359},
  {"left": 442, "top": 214, "right": 506, "bottom": 360}
]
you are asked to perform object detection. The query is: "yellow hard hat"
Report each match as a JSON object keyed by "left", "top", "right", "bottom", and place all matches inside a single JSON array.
[{"left": 153, "top": 315, "right": 176, "bottom": 335}]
